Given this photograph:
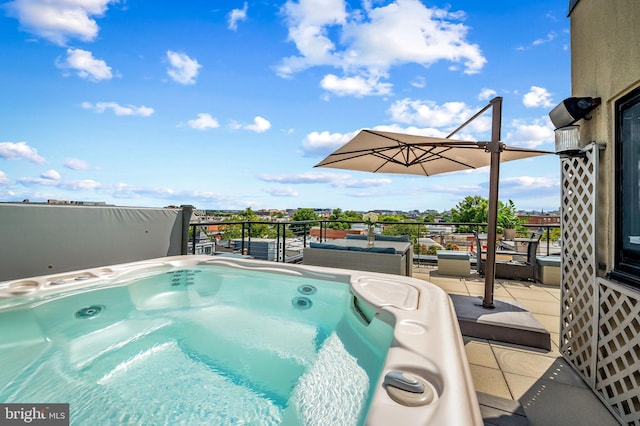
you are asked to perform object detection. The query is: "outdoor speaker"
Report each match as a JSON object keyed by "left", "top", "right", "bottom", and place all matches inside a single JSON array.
[{"left": 549, "top": 97, "right": 601, "bottom": 129}]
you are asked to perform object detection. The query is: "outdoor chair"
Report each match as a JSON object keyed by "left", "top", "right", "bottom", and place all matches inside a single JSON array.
[{"left": 474, "top": 230, "right": 542, "bottom": 281}]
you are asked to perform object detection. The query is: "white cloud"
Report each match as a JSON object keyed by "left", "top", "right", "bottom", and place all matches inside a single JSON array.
[
  {"left": 340, "top": 178, "right": 392, "bottom": 188},
  {"left": 5, "top": 0, "right": 116, "bottom": 45},
  {"left": 82, "top": 101, "right": 154, "bottom": 116},
  {"left": 478, "top": 88, "right": 497, "bottom": 101},
  {"left": 245, "top": 116, "right": 271, "bottom": 133},
  {"left": 57, "top": 48, "right": 112, "bottom": 81},
  {"left": 166, "top": 51, "right": 201, "bottom": 85},
  {"left": 410, "top": 76, "right": 426, "bottom": 88},
  {"left": 18, "top": 177, "right": 102, "bottom": 190},
  {"left": 228, "top": 2, "right": 248, "bottom": 31},
  {"left": 277, "top": 0, "right": 486, "bottom": 93},
  {"left": 259, "top": 171, "right": 350, "bottom": 184},
  {"left": 0, "top": 171, "right": 9, "bottom": 184},
  {"left": 259, "top": 171, "right": 391, "bottom": 190},
  {"left": 387, "top": 98, "right": 491, "bottom": 133},
  {"left": 64, "top": 158, "right": 89, "bottom": 170},
  {"left": 187, "top": 113, "right": 220, "bottom": 130},
  {"left": 532, "top": 32, "right": 557, "bottom": 46},
  {"left": 301, "top": 130, "right": 356, "bottom": 156},
  {"left": 506, "top": 117, "right": 555, "bottom": 149},
  {"left": 264, "top": 187, "right": 299, "bottom": 197},
  {"left": 41, "top": 169, "right": 61, "bottom": 180},
  {"left": 501, "top": 175, "right": 557, "bottom": 190},
  {"left": 0, "top": 141, "right": 45, "bottom": 163},
  {"left": 320, "top": 74, "right": 392, "bottom": 97},
  {"left": 523, "top": 86, "right": 554, "bottom": 108}
]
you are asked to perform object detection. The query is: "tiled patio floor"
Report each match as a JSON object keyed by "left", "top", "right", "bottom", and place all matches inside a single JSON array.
[{"left": 412, "top": 264, "right": 620, "bottom": 426}]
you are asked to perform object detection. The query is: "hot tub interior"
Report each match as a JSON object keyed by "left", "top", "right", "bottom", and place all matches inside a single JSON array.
[{"left": 0, "top": 264, "right": 395, "bottom": 425}]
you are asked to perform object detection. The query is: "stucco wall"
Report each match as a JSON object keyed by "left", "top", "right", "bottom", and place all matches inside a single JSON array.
[
  {"left": 565, "top": 2, "right": 640, "bottom": 423},
  {"left": 570, "top": 0, "right": 640, "bottom": 271}
]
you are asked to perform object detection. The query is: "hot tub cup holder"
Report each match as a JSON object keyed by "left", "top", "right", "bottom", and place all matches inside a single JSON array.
[
  {"left": 8, "top": 281, "right": 39, "bottom": 295},
  {"left": 383, "top": 370, "right": 437, "bottom": 407}
]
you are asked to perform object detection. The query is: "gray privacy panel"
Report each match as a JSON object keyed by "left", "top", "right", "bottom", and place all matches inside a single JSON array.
[{"left": 0, "top": 204, "right": 188, "bottom": 281}]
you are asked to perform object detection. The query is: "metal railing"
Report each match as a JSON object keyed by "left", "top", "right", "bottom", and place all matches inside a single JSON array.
[{"left": 188, "top": 220, "right": 561, "bottom": 263}]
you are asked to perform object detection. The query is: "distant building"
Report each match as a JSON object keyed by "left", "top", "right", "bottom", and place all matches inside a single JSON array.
[{"left": 518, "top": 214, "right": 560, "bottom": 226}]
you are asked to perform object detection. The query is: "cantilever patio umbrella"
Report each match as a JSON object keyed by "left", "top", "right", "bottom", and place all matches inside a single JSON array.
[{"left": 315, "top": 98, "right": 553, "bottom": 308}]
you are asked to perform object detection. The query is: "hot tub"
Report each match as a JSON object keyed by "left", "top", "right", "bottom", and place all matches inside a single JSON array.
[{"left": 0, "top": 255, "right": 481, "bottom": 425}]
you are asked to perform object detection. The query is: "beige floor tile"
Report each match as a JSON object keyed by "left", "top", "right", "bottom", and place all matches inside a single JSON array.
[
  {"left": 504, "top": 287, "right": 559, "bottom": 302},
  {"left": 532, "top": 313, "right": 561, "bottom": 334},
  {"left": 429, "top": 279, "right": 467, "bottom": 293},
  {"left": 468, "top": 364, "right": 512, "bottom": 400},
  {"left": 488, "top": 340, "right": 555, "bottom": 357},
  {"left": 540, "top": 286, "right": 561, "bottom": 298},
  {"left": 492, "top": 347, "right": 557, "bottom": 378},
  {"left": 503, "top": 372, "right": 538, "bottom": 400},
  {"left": 464, "top": 339, "right": 499, "bottom": 369},
  {"left": 500, "top": 280, "right": 533, "bottom": 289},
  {"left": 492, "top": 287, "right": 516, "bottom": 299},
  {"left": 465, "top": 282, "right": 486, "bottom": 296},
  {"left": 516, "top": 298, "right": 561, "bottom": 317}
]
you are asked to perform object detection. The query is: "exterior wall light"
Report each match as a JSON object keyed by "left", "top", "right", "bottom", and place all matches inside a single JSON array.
[
  {"left": 554, "top": 125, "right": 582, "bottom": 155},
  {"left": 549, "top": 96, "right": 601, "bottom": 129}
]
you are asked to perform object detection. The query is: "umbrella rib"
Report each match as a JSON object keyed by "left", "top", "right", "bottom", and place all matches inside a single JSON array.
[{"left": 408, "top": 145, "right": 482, "bottom": 170}]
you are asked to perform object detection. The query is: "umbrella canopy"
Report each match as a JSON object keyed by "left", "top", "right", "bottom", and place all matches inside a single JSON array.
[
  {"left": 314, "top": 98, "right": 553, "bottom": 309},
  {"left": 315, "top": 129, "right": 551, "bottom": 176}
]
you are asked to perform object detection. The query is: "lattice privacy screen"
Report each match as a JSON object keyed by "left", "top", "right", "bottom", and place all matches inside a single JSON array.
[
  {"left": 560, "top": 144, "right": 599, "bottom": 384},
  {"left": 597, "top": 281, "right": 640, "bottom": 424},
  {"left": 561, "top": 143, "right": 640, "bottom": 425}
]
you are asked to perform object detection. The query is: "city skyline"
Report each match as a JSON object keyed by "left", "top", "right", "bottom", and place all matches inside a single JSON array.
[{"left": 1, "top": 1, "right": 568, "bottom": 212}]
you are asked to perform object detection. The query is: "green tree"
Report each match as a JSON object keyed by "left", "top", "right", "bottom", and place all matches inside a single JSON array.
[
  {"left": 379, "top": 214, "right": 403, "bottom": 222},
  {"left": 497, "top": 199, "right": 521, "bottom": 232},
  {"left": 422, "top": 212, "right": 437, "bottom": 223},
  {"left": 220, "top": 208, "right": 271, "bottom": 239},
  {"left": 381, "top": 222, "right": 417, "bottom": 237},
  {"left": 291, "top": 208, "right": 320, "bottom": 235},
  {"left": 539, "top": 227, "right": 561, "bottom": 242},
  {"left": 327, "top": 208, "right": 351, "bottom": 230},
  {"left": 450, "top": 196, "right": 489, "bottom": 232}
]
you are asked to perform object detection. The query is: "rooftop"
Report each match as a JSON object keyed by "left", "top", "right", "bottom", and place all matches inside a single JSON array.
[{"left": 412, "top": 265, "right": 619, "bottom": 426}]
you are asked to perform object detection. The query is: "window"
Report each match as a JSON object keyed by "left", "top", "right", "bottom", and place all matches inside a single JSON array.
[{"left": 612, "top": 86, "right": 640, "bottom": 287}]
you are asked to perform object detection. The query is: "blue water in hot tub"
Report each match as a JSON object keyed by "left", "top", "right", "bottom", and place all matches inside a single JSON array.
[{"left": 0, "top": 265, "right": 394, "bottom": 425}]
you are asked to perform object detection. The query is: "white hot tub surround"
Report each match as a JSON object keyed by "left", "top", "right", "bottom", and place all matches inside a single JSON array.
[{"left": 0, "top": 255, "right": 481, "bottom": 426}]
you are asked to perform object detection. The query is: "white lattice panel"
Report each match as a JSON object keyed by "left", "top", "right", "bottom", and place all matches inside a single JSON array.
[
  {"left": 561, "top": 144, "right": 640, "bottom": 424},
  {"left": 560, "top": 144, "right": 599, "bottom": 385},
  {"left": 597, "top": 280, "right": 640, "bottom": 425}
]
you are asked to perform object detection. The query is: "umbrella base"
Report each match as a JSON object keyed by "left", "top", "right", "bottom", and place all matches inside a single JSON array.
[{"left": 449, "top": 295, "right": 551, "bottom": 350}]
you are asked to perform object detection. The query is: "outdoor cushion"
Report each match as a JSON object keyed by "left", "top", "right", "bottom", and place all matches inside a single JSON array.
[
  {"left": 348, "top": 246, "right": 396, "bottom": 254},
  {"left": 437, "top": 250, "right": 470, "bottom": 260},
  {"left": 375, "top": 235, "right": 410, "bottom": 242},
  {"left": 346, "top": 234, "right": 367, "bottom": 240},
  {"left": 309, "top": 242, "right": 348, "bottom": 250},
  {"left": 537, "top": 256, "right": 561, "bottom": 266}
]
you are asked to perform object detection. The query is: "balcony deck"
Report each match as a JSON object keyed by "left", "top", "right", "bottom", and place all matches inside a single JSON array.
[{"left": 412, "top": 264, "right": 619, "bottom": 426}]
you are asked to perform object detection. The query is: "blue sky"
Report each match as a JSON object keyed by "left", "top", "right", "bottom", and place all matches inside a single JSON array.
[{"left": 0, "top": 0, "right": 570, "bottom": 212}]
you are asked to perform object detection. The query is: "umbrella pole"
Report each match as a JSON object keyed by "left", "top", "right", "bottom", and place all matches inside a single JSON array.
[{"left": 482, "top": 97, "right": 503, "bottom": 309}]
